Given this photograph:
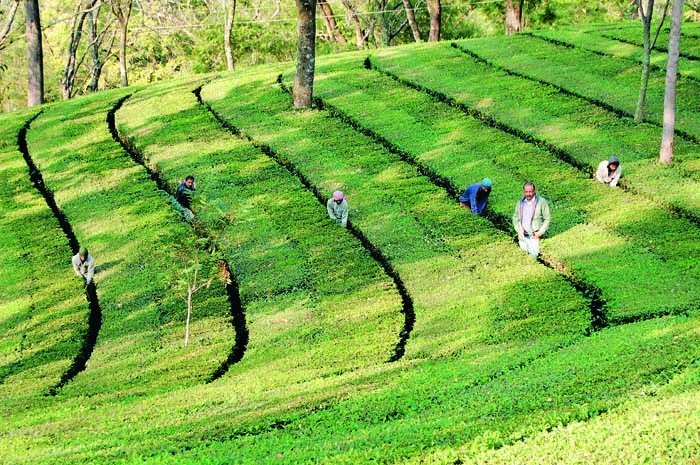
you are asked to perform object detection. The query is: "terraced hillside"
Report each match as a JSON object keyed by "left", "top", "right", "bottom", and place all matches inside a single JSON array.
[{"left": 2, "top": 23, "right": 699, "bottom": 464}]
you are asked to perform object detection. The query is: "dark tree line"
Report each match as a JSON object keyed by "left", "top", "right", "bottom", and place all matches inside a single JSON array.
[{"left": 0, "top": 0, "right": 689, "bottom": 163}]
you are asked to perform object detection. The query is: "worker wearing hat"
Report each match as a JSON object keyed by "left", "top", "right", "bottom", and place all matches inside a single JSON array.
[
  {"left": 72, "top": 246, "right": 95, "bottom": 285},
  {"left": 595, "top": 156, "right": 622, "bottom": 187},
  {"left": 459, "top": 178, "right": 493, "bottom": 215},
  {"left": 327, "top": 190, "right": 349, "bottom": 228}
]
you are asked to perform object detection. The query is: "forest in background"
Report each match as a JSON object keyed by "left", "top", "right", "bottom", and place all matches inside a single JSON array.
[
  {"left": 0, "top": 0, "right": 694, "bottom": 111},
  {"left": 0, "top": 0, "right": 700, "bottom": 111}
]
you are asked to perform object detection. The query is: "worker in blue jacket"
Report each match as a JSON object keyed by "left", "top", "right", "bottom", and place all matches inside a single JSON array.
[{"left": 459, "top": 178, "right": 492, "bottom": 215}]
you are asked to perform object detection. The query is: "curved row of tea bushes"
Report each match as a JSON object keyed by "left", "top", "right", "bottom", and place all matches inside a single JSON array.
[
  {"left": 310, "top": 55, "right": 700, "bottom": 323},
  {"left": 201, "top": 68, "right": 590, "bottom": 365},
  {"left": 0, "top": 110, "right": 89, "bottom": 401},
  {"left": 601, "top": 22, "right": 700, "bottom": 65},
  {"left": 114, "top": 76, "right": 404, "bottom": 382},
  {"left": 139, "top": 307, "right": 700, "bottom": 464},
  {"left": 461, "top": 386, "right": 700, "bottom": 464},
  {"left": 529, "top": 25, "right": 700, "bottom": 81},
  {"left": 458, "top": 34, "right": 700, "bottom": 141},
  {"left": 370, "top": 43, "right": 700, "bottom": 228},
  {"left": 19, "top": 88, "right": 235, "bottom": 399}
]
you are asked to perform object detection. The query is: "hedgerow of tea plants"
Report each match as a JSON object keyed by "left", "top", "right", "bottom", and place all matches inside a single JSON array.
[
  {"left": 0, "top": 110, "right": 90, "bottom": 401},
  {"left": 307, "top": 54, "right": 700, "bottom": 323},
  {"left": 200, "top": 66, "right": 591, "bottom": 360},
  {"left": 3, "top": 23, "right": 700, "bottom": 465},
  {"left": 370, "top": 42, "right": 700, "bottom": 223},
  {"left": 21, "top": 88, "right": 235, "bottom": 398},
  {"left": 114, "top": 73, "right": 405, "bottom": 376}
]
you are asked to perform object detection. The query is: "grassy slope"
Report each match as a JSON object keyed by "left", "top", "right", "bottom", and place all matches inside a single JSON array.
[
  {"left": 113, "top": 72, "right": 405, "bottom": 403},
  {"left": 0, "top": 109, "right": 89, "bottom": 401},
  {"left": 307, "top": 53, "right": 700, "bottom": 323},
  {"left": 201, "top": 67, "right": 589, "bottom": 358},
  {"left": 371, "top": 41, "right": 700, "bottom": 220},
  {"left": 1, "top": 22, "right": 700, "bottom": 465}
]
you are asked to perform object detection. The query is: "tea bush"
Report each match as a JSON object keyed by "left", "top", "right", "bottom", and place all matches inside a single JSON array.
[
  {"left": 309, "top": 54, "right": 700, "bottom": 323},
  {"left": 22, "top": 88, "right": 235, "bottom": 398},
  {"left": 371, "top": 43, "right": 700, "bottom": 224},
  {"left": 2, "top": 24, "right": 700, "bottom": 465},
  {"left": 0, "top": 110, "right": 89, "bottom": 400}
]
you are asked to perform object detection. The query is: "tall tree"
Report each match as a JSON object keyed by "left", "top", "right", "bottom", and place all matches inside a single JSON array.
[
  {"left": 402, "top": 0, "right": 421, "bottom": 42},
  {"left": 659, "top": 0, "right": 684, "bottom": 164},
  {"left": 635, "top": 0, "right": 670, "bottom": 122},
  {"left": 293, "top": 0, "right": 316, "bottom": 108},
  {"left": 62, "top": 0, "right": 97, "bottom": 99},
  {"left": 24, "top": 0, "right": 44, "bottom": 106},
  {"left": 110, "top": 0, "right": 132, "bottom": 87},
  {"left": 505, "top": 0, "right": 524, "bottom": 35},
  {"left": 427, "top": 0, "right": 441, "bottom": 41},
  {"left": 0, "top": 0, "right": 20, "bottom": 51},
  {"left": 224, "top": 0, "right": 236, "bottom": 71},
  {"left": 318, "top": 0, "right": 347, "bottom": 44},
  {"left": 86, "top": 1, "right": 115, "bottom": 93},
  {"left": 340, "top": 0, "right": 366, "bottom": 48}
]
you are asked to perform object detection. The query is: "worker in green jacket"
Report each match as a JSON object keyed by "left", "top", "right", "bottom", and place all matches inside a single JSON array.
[
  {"left": 72, "top": 246, "right": 96, "bottom": 301},
  {"left": 513, "top": 182, "right": 551, "bottom": 258}
]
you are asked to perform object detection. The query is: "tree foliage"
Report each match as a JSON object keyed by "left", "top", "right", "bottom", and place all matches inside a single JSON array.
[{"left": 0, "top": 0, "right": 668, "bottom": 111}]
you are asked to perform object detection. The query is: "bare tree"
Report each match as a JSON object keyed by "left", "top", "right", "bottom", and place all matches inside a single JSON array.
[
  {"left": 24, "top": 0, "right": 44, "bottom": 106},
  {"left": 375, "top": 0, "right": 411, "bottom": 46},
  {"left": 293, "top": 0, "right": 316, "bottom": 108},
  {"left": 635, "top": 0, "right": 670, "bottom": 122},
  {"left": 505, "top": 0, "right": 523, "bottom": 35},
  {"left": 86, "top": 2, "right": 116, "bottom": 93},
  {"left": 340, "top": 0, "right": 366, "bottom": 48},
  {"left": 62, "top": 0, "right": 97, "bottom": 99},
  {"left": 110, "top": 0, "right": 132, "bottom": 87},
  {"left": 402, "top": 0, "right": 421, "bottom": 42},
  {"left": 0, "top": 0, "right": 20, "bottom": 50},
  {"left": 224, "top": 0, "right": 236, "bottom": 71},
  {"left": 659, "top": 0, "right": 684, "bottom": 164},
  {"left": 427, "top": 0, "right": 440, "bottom": 41},
  {"left": 318, "top": 0, "right": 347, "bottom": 44}
]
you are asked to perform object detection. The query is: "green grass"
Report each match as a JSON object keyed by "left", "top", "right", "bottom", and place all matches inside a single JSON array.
[
  {"left": 2, "top": 23, "right": 700, "bottom": 465},
  {"left": 21, "top": 86, "right": 235, "bottom": 398},
  {"left": 0, "top": 109, "right": 89, "bottom": 401},
  {"left": 370, "top": 42, "right": 700, "bottom": 221},
  {"left": 306, "top": 54, "right": 700, "bottom": 323}
]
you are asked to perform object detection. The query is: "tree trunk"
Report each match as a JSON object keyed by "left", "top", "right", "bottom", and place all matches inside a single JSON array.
[
  {"left": 86, "top": 4, "right": 108, "bottom": 93},
  {"left": 340, "top": 0, "right": 365, "bottom": 49},
  {"left": 24, "top": 0, "right": 44, "bottom": 106},
  {"left": 427, "top": 0, "right": 441, "bottom": 42},
  {"left": 636, "top": 0, "right": 653, "bottom": 122},
  {"left": 111, "top": 0, "right": 132, "bottom": 88},
  {"left": 659, "top": 0, "right": 684, "bottom": 164},
  {"left": 636, "top": 0, "right": 670, "bottom": 122},
  {"left": 293, "top": 0, "right": 316, "bottom": 108},
  {"left": 224, "top": 0, "right": 236, "bottom": 71},
  {"left": 61, "top": 1, "right": 92, "bottom": 100},
  {"left": 185, "top": 285, "right": 193, "bottom": 346},
  {"left": 117, "top": 15, "right": 128, "bottom": 87},
  {"left": 402, "top": 0, "right": 421, "bottom": 42},
  {"left": 0, "top": 0, "right": 20, "bottom": 50},
  {"left": 505, "top": 0, "right": 522, "bottom": 35},
  {"left": 318, "top": 0, "right": 346, "bottom": 44}
]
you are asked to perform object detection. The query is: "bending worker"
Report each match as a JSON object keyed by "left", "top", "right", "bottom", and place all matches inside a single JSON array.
[
  {"left": 327, "top": 190, "right": 349, "bottom": 228},
  {"left": 459, "top": 178, "right": 492, "bottom": 215}
]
